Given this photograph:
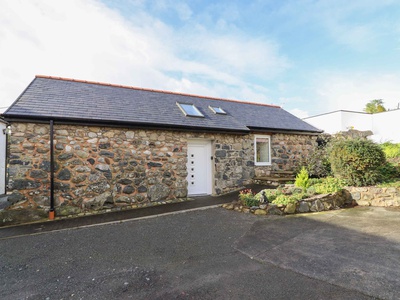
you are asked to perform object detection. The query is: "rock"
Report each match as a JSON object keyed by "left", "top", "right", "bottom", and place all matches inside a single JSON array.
[
  {"left": 30, "top": 170, "right": 48, "bottom": 179},
  {"left": 7, "top": 192, "right": 25, "bottom": 205},
  {"left": 175, "top": 189, "right": 187, "bottom": 198},
  {"left": 71, "top": 174, "right": 87, "bottom": 184},
  {"left": 58, "top": 153, "right": 73, "bottom": 161},
  {"left": 148, "top": 184, "right": 170, "bottom": 201},
  {"left": 87, "top": 181, "right": 110, "bottom": 194},
  {"left": 116, "top": 196, "right": 131, "bottom": 203},
  {"left": 117, "top": 178, "right": 133, "bottom": 185},
  {"left": 297, "top": 201, "right": 310, "bottom": 213},
  {"left": 310, "top": 199, "right": 325, "bottom": 212},
  {"left": 56, "top": 129, "right": 69, "bottom": 136},
  {"left": 254, "top": 209, "right": 267, "bottom": 215},
  {"left": 215, "top": 150, "right": 226, "bottom": 158},
  {"left": 84, "top": 192, "right": 112, "bottom": 210},
  {"left": 99, "top": 150, "right": 114, "bottom": 158},
  {"left": 87, "top": 158, "right": 95, "bottom": 165},
  {"left": 147, "top": 162, "right": 162, "bottom": 168},
  {"left": 284, "top": 202, "right": 297, "bottom": 214},
  {"left": 54, "top": 182, "right": 71, "bottom": 192},
  {"left": 99, "top": 143, "right": 110, "bottom": 149},
  {"left": 267, "top": 205, "right": 284, "bottom": 215},
  {"left": 95, "top": 164, "right": 110, "bottom": 171},
  {"left": 76, "top": 150, "right": 89, "bottom": 158},
  {"left": 10, "top": 179, "right": 41, "bottom": 190},
  {"left": 55, "top": 206, "right": 82, "bottom": 216},
  {"left": 33, "top": 195, "right": 49, "bottom": 207},
  {"left": 0, "top": 209, "right": 47, "bottom": 226},
  {"left": 138, "top": 186, "right": 147, "bottom": 193},
  {"left": 57, "top": 168, "right": 71, "bottom": 181},
  {"left": 123, "top": 185, "right": 135, "bottom": 194},
  {"left": 40, "top": 161, "right": 59, "bottom": 172},
  {"left": 225, "top": 203, "right": 234, "bottom": 210},
  {"left": 76, "top": 166, "right": 91, "bottom": 173}
]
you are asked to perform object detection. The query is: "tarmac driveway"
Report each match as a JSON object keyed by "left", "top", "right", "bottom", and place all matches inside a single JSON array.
[
  {"left": 0, "top": 206, "right": 398, "bottom": 299},
  {"left": 235, "top": 206, "right": 400, "bottom": 300}
]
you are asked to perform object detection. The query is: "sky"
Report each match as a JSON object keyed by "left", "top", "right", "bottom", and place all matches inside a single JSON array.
[{"left": 1, "top": 0, "right": 400, "bottom": 118}]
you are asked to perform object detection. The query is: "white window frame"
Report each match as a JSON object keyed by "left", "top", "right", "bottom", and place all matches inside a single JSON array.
[
  {"left": 176, "top": 102, "right": 204, "bottom": 118},
  {"left": 209, "top": 105, "right": 227, "bottom": 115},
  {"left": 254, "top": 135, "right": 271, "bottom": 166}
]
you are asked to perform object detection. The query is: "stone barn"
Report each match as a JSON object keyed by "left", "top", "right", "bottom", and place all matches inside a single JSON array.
[{"left": 1, "top": 75, "right": 321, "bottom": 224}]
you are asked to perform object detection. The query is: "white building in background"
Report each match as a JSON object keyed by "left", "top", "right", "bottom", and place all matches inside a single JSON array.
[{"left": 304, "top": 109, "right": 400, "bottom": 143}]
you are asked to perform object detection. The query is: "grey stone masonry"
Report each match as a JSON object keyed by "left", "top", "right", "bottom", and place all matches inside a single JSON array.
[{"left": 2, "top": 122, "right": 318, "bottom": 225}]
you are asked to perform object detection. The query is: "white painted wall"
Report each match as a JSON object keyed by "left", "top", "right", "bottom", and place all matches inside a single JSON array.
[
  {"left": 371, "top": 109, "right": 400, "bottom": 143},
  {"left": 305, "top": 109, "right": 400, "bottom": 143},
  {"left": 304, "top": 111, "right": 372, "bottom": 134},
  {"left": 0, "top": 122, "right": 6, "bottom": 194},
  {"left": 341, "top": 111, "right": 372, "bottom": 132},
  {"left": 304, "top": 111, "right": 343, "bottom": 134}
]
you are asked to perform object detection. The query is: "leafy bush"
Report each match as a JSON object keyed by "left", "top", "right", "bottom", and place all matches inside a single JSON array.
[
  {"left": 295, "top": 167, "right": 310, "bottom": 190},
  {"left": 312, "top": 176, "right": 346, "bottom": 194},
  {"left": 296, "top": 134, "right": 332, "bottom": 178},
  {"left": 381, "top": 142, "right": 400, "bottom": 159},
  {"left": 378, "top": 180, "right": 400, "bottom": 188},
  {"left": 272, "top": 192, "right": 307, "bottom": 205},
  {"left": 239, "top": 189, "right": 262, "bottom": 207},
  {"left": 329, "top": 138, "right": 386, "bottom": 186},
  {"left": 377, "top": 162, "right": 400, "bottom": 183}
]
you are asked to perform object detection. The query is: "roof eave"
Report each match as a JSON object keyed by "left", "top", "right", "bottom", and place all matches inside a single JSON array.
[
  {"left": 2, "top": 114, "right": 250, "bottom": 135},
  {"left": 248, "top": 126, "right": 323, "bottom": 135}
]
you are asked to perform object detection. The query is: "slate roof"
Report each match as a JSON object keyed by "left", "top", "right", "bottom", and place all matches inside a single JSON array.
[{"left": 3, "top": 76, "right": 321, "bottom": 134}]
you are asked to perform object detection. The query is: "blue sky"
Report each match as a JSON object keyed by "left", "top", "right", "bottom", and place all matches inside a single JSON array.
[{"left": 1, "top": 0, "right": 400, "bottom": 117}]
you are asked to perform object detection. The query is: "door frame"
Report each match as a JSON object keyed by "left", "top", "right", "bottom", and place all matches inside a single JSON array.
[{"left": 187, "top": 139, "right": 213, "bottom": 196}]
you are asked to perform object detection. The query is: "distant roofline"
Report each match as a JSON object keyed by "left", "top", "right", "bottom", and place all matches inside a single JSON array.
[
  {"left": 35, "top": 75, "right": 281, "bottom": 109},
  {"left": 304, "top": 109, "right": 369, "bottom": 119}
]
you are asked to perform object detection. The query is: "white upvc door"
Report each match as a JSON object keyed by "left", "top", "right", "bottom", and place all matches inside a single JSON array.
[
  {"left": 0, "top": 124, "right": 6, "bottom": 195},
  {"left": 187, "top": 140, "right": 212, "bottom": 196}
]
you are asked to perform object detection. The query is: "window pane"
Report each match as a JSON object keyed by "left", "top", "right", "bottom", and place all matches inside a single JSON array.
[
  {"left": 178, "top": 103, "right": 204, "bottom": 117},
  {"left": 210, "top": 106, "right": 226, "bottom": 114},
  {"left": 256, "top": 138, "right": 269, "bottom": 163}
]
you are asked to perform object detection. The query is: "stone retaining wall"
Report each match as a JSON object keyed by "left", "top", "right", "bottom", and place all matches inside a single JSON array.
[
  {"left": 223, "top": 190, "right": 354, "bottom": 215},
  {"left": 348, "top": 186, "right": 400, "bottom": 207}
]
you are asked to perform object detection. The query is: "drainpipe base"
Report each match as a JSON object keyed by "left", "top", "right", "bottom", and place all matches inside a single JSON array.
[{"left": 49, "top": 210, "right": 55, "bottom": 220}]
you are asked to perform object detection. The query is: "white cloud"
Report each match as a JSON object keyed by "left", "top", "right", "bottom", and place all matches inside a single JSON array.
[
  {"left": 0, "top": 0, "right": 287, "bottom": 111},
  {"left": 313, "top": 71, "right": 400, "bottom": 113}
]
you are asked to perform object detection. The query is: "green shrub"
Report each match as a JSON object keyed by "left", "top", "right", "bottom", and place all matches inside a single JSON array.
[
  {"left": 377, "top": 162, "right": 400, "bottom": 183},
  {"left": 381, "top": 142, "right": 400, "bottom": 159},
  {"left": 239, "top": 189, "right": 262, "bottom": 207},
  {"left": 261, "top": 189, "right": 282, "bottom": 202},
  {"left": 295, "top": 134, "right": 332, "bottom": 178},
  {"left": 312, "top": 176, "right": 346, "bottom": 194},
  {"left": 329, "top": 138, "right": 386, "bottom": 186},
  {"left": 272, "top": 192, "right": 307, "bottom": 205},
  {"left": 295, "top": 167, "right": 310, "bottom": 190}
]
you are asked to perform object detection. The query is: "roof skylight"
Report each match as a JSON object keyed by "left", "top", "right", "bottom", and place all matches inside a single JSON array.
[
  {"left": 209, "top": 106, "right": 226, "bottom": 115},
  {"left": 177, "top": 102, "right": 204, "bottom": 117}
]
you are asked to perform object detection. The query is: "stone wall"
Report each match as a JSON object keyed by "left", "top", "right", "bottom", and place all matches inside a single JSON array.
[
  {"left": 348, "top": 186, "right": 400, "bottom": 207},
  {"left": 223, "top": 189, "right": 354, "bottom": 215},
  {"left": 255, "top": 133, "right": 317, "bottom": 177},
  {"left": 1, "top": 122, "right": 317, "bottom": 225}
]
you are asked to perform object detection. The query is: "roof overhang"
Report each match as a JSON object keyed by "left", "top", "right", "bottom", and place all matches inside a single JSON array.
[{"left": 2, "top": 114, "right": 251, "bottom": 135}]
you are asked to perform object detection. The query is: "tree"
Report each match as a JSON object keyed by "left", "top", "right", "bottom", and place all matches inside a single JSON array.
[{"left": 363, "top": 99, "right": 386, "bottom": 114}]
